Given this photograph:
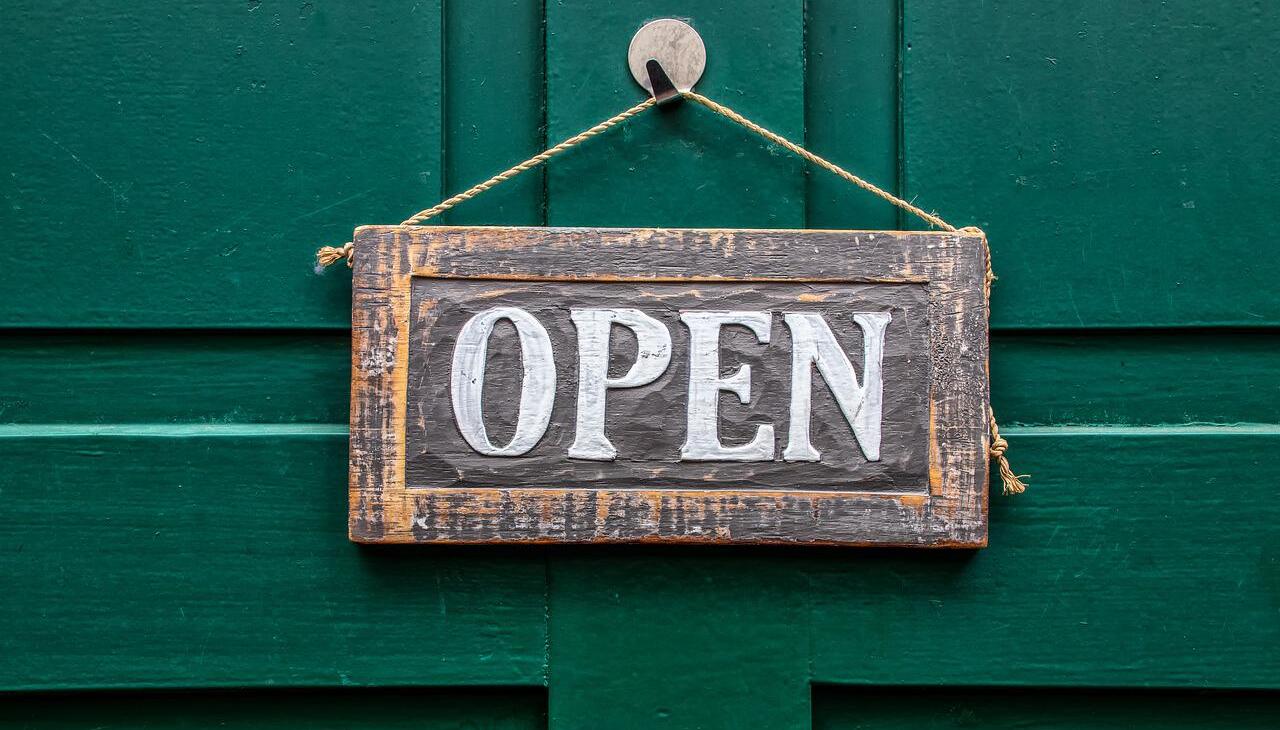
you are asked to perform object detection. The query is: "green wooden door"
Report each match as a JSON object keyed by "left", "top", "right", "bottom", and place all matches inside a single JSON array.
[{"left": 3, "top": 1, "right": 1278, "bottom": 727}]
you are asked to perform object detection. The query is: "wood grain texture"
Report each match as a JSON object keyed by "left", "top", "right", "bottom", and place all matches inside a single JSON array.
[
  {"left": 545, "top": 2, "right": 805, "bottom": 229},
  {"left": 991, "top": 330, "right": 1280, "bottom": 426},
  {"left": 6, "top": 429, "right": 1276, "bottom": 693},
  {"left": 0, "top": 688, "right": 546, "bottom": 730},
  {"left": 6, "top": 1, "right": 1275, "bottom": 330},
  {"left": 904, "top": 0, "right": 1280, "bottom": 327},
  {"left": 349, "top": 226, "right": 989, "bottom": 546},
  {"left": 806, "top": 0, "right": 901, "bottom": 230},
  {"left": 0, "top": 432, "right": 546, "bottom": 691},
  {"left": 0, "top": 331, "right": 350, "bottom": 424},
  {"left": 0, "top": 2, "right": 443, "bottom": 327},
  {"left": 405, "top": 280, "right": 931, "bottom": 490},
  {"left": 547, "top": 552, "right": 812, "bottom": 730},
  {"left": 541, "top": 429, "right": 1280, "bottom": 730},
  {"left": 441, "top": 0, "right": 545, "bottom": 227},
  {"left": 809, "top": 429, "right": 1280, "bottom": 689}
]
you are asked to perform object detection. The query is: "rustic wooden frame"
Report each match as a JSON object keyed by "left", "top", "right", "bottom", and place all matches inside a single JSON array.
[{"left": 349, "top": 226, "right": 989, "bottom": 547}]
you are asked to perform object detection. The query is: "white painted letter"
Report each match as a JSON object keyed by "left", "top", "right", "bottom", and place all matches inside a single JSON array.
[
  {"left": 568, "top": 308, "right": 672, "bottom": 460},
  {"left": 679, "top": 311, "right": 775, "bottom": 461},
  {"left": 450, "top": 306, "right": 556, "bottom": 456},
  {"left": 782, "top": 312, "right": 891, "bottom": 462}
]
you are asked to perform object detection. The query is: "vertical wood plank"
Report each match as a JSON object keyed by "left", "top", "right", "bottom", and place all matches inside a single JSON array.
[
  {"left": 442, "top": 0, "right": 546, "bottom": 225},
  {"left": 544, "top": 2, "right": 806, "bottom": 228},
  {"left": 547, "top": 553, "right": 812, "bottom": 730},
  {"left": 805, "top": 0, "right": 901, "bottom": 229},
  {"left": 901, "top": 0, "right": 1280, "bottom": 327},
  {"left": 542, "top": 2, "right": 811, "bottom": 727}
]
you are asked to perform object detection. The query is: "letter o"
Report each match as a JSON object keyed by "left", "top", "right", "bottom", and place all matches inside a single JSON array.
[{"left": 450, "top": 306, "right": 556, "bottom": 456}]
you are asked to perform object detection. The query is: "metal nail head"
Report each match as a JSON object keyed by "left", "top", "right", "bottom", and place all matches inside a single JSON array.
[{"left": 628, "top": 19, "right": 706, "bottom": 102}]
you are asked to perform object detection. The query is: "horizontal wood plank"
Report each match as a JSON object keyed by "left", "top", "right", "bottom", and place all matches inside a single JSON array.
[
  {"left": 991, "top": 330, "right": 1280, "bottom": 426},
  {"left": 809, "top": 429, "right": 1280, "bottom": 688},
  {"left": 3, "top": 2, "right": 1274, "bottom": 725},
  {"left": 0, "top": 433, "right": 546, "bottom": 691},
  {"left": 0, "top": 688, "right": 546, "bottom": 729},
  {"left": 2, "top": 428, "right": 1276, "bottom": 691},
  {"left": 0, "top": 331, "right": 349, "bottom": 424}
]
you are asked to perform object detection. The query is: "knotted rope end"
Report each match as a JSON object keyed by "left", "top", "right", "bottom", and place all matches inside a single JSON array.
[
  {"left": 316, "top": 242, "right": 354, "bottom": 269},
  {"left": 988, "top": 412, "right": 1029, "bottom": 496}
]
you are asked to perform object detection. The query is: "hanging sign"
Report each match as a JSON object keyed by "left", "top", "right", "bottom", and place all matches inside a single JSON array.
[{"left": 348, "top": 226, "right": 990, "bottom": 546}]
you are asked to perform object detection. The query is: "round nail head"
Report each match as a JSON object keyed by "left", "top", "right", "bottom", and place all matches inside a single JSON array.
[{"left": 628, "top": 19, "right": 706, "bottom": 94}]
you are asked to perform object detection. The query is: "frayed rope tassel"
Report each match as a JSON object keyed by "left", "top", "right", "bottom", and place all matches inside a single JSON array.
[
  {"left": 988, "top": 408, "right": 1029, "bottom": 495},
  {"left": 316, "top": 242, "right": 353, "bottom": 269}
]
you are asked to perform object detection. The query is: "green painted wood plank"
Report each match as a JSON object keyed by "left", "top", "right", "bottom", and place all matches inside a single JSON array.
[
  {"left": 545, "top": 2, "right": 806, "bottom": 228},
  {"left": 546, "top": 553, "right": 811, "bottom": 730},
  {"left": 3, "top": 331, "right": 1273, "bottom": 427},
  {"left": 805, "top": 0, "right": 900, "bottom": 230},
  {"left": 0, "top": 331, "right": 349, "bottom": 424},
  {"left": 809, "top": 431, "right": 1280, "bottom": 689},
  {"left": 902, "top": 0, "right": 1280, "bottom": 327},
  {"left": 441, "top": 0, "right": 545, "bottom": 226},
  {"left": 0, "top": 688, "right": 546, "bottom": 729},
  {"left": 543, "top": 4, "right": 811, "bottom": 728},
  {"left": 813, "top": 686, "right": 1280, "bottom": 729},
  {"left": 0, "top": 433, "right": 546, "bottom": 691},
  {"left": 0, "top": 3, "right": 442, "bottom": 328},
  {"left": 991, "top": 330, "right": 1280, "bottom": 426}
]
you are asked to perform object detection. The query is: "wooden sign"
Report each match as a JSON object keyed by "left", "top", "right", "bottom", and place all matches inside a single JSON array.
[{"left": 349, "top": 227, "right": 990, "bottom": 546}]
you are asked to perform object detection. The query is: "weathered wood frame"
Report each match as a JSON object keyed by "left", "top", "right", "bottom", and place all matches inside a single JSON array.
[{"left": 349, "top": 226, "right": 989, "bottom": 547}]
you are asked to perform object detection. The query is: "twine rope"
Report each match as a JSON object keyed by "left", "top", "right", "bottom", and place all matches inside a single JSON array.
[
  {"left": 683, "top": 92, "right": 956, "bottom": 232},
  {"left": 316, "top": 97, "right": 657, "bottom": 267},
  {"left": 315, "top": 90, "right": 1027, "bottom": 495}
]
